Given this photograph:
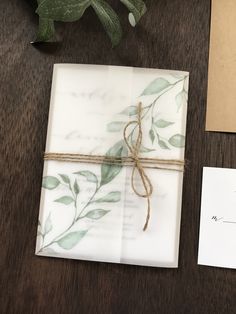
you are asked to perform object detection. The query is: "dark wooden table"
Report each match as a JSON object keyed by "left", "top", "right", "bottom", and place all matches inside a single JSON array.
[{"left": 1, "top": 0, "right": 236, "bottom": 313}]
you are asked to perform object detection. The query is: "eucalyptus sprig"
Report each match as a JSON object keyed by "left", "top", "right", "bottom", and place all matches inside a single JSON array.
[{"left": 35, "top": 0, "right": 147, "bottom": 46}]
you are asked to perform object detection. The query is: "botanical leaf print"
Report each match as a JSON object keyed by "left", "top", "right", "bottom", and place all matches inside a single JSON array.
[
  {"left": 100, "top": 140, "right": 128, "bottom": 187},
  {"left": 57, "top": 231, "right": 88, "bottom": 250},
  {"left": 141, "top": 78, "right": 171, "bottom": 96},
  {"left": 168, "top": 134, "right": 185, "bottom": 148},
  {"left": 44, "top": 213, "right": 53, "bottom": 235},
  {"left": 92, "top": 191, "right": 121, "bottom": 203},
  {"left": 74, "top": 170, "right": 98, "bottom": 184},
  {"left": 120, "top": 105, "right": 138, "bottom": 116},
  {"left": 42, "top": 176, "right": 60, "bottom": 190},
  {"left": 154, "top": 119, "right": 174, "bottom": 128},
  {"left": 85, "top": 209, "right": 110, "bottom": 220},
  {"left": 54, "top": 196, "right": 74, "bottom": 205}
]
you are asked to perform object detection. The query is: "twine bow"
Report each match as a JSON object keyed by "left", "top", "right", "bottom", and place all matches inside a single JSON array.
[
  {"left": 44, "top": 102, "right": 185, "bottom": 231},
  {"left": 123, "top": 102, "right": 153, "bottom": 231}
]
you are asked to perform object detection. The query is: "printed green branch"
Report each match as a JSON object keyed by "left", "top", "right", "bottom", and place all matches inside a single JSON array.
[
  {"left": 39, "top": 178, "right": 99, "bottom": 251},
  {"left": 38, "top": 141, "right": 124, "bottom": 252},
  {"left": 108, "top": 75, "right": 187, "bottom": 151}
]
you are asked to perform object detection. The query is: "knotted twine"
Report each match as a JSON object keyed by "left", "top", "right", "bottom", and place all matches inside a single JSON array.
[{"left": 44, "top": 102, "right": 185, "bottom": 231}]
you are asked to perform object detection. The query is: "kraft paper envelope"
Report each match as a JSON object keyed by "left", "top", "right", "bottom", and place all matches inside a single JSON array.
[{"left": 206, "top": 0, "right": 236, "bottom": 133}]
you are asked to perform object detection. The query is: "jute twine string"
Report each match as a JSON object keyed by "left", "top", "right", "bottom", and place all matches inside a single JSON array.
[{"left": 44, "top": 102, "right": 185, "bottom": 231}]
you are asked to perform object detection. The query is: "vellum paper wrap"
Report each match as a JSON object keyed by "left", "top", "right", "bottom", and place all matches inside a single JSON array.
[{"left": 36, "top": 64, "right": 189, "bottom": 267}]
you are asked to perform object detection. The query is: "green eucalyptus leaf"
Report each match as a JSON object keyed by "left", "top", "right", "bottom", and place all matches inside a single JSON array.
[
  {"left": 35, "top": 17, "right": 55, "bottom": 42},
  {"left": 93, "top": 191, "right": 121, "bottom": 203},
  {"left": 184, "top": 77, "right": 189, "bottom": 92},
  {"left": 136, "top": 142, "right": 155, "bottom": 153},
  {"left": 44, "top": 213, "right": 53, "bottom": 235},
  {"left": 175, "top": 91, "right": 187, "bottom": 111},
  {"left": 149, "top": 129, "right": 155, "bottom": 144},
  {"left": 91, "top": 0, "right": 122, "bottom": 46},
  {"left": 120, "top": 0, "right": 147, "bottom": 26},
  {"left": 57, "top": 230, "right": 88, "bottom": 250},
  {"left": 74, "top": 170, "right": 98, "bottom": 184},
  {"left": 168, "top": 134, "right": 185, "bottom": 148},
  {"left": 36, "top": 0, "right": 91, "bottom": 22},
  {"left": 73, "top": 180, "right": 80, "bottom": 195},
  {"left": 141, "top": 78, "right": 170, "bottom": 96},
  {"left": 85, "top": 209, "right": 110, "bottom": 220},
  {"left": 120, "top": 106, "right": 138, "bottom": 116},
  {"left": 158, "top": 140, "right": 170, "bottom": 150},
  {"left": 42, "top": 176, "right": 60, "bottom": 190},
  {"left": 100, "top": 140, "right": 128, "bottom": 186},
  {"left": 107, "top": 121, "right": 127, "bottom": 132},
  {"left": 54, "top": 196, "right": 74, "bottom": 205},
  {"left": 59, "top": 174, "right": 70, "bottom": 184},
  {"left": 42, "top": 247, "right": 56, "bottom": 254},
  {"left": 154, "top": 119, "right": 174, "bottom": 128}
]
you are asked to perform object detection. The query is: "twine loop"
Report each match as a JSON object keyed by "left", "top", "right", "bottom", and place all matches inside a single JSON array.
[
  {"left": 44, "top": 102, "right": 185, "bottom": 231},
  {"left": 123, "top": 102, "right": 153, "bottom": 230}
]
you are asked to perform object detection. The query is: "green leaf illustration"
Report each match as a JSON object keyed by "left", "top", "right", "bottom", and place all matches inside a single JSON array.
[
  {"left": 59, "top": 174, "right": 70, "bottom": 184},
  {"left": 158, "top": 140, "right": 170, "bottom": 150},
  {"left": 36, "top": 0, "right": 91, "bottom": 22},
  {"left": 168, "top": 134, "right": 185, "bottom": 148},
  {"left": 73, "top": 180, "right": 80, "bottom": 195},
  {"left": 120, "top": 0, "right": 147, "bottom": 26},
  {"left": 154, "top": 119, "right": 174, "bottom": 128},
  {"left": 149, "top": 129, "right": 155, "bottom": 144},
  {"left": 85, "top": 209, "right": 110, "bottom": 220},
  {"left": 74, "top": 170, "right": 98, "bottom": 184},
  {"left": 175, "top": 91, "right": 187, "bottom": 112},
  {"left": 100, "top": 140, "right": 128, "bottom": 186},
  {"left": 35, "top": 17, "right": 55, "bottom": 42},
  {"left": 141, "top": 78, "right": 170, "bottom": 96},
  {"left": 120, "top": 106, "right": 138, "bottom": 116},
  {"left": 57, "top": 230, "right": 88, "bottom": 250},
  {"left": 137, "top": 143, "right": 155, "bottom": 153},
  {"left": 91, "top": 0, "right": 122, "bottom": 46},
  {"left": 42, "top": 247, "right": 56, "bottom": 254},
  {"left": 93, "top": 191, "right": 121, "bottom": 203},
  {"left": 44, "top": 213, "right": 53, "bottom": 235},
  {"left": 42, "top": 176, "right": 60, "bottom": 190},
  {"left": 54, "top": 196, "right": 74, "bottom": 205},
  {"left": 184, "top": 77, "right": 189, "bottom": 92},
  {"left": 107, "top": 121, "right": 127, "bottom": 132}
]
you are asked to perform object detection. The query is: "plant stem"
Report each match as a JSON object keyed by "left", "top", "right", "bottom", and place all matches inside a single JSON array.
[
  {"left": 128, "top": 77, "right": 185, "bottom": 140},
  {"left": 150, "top": 77, "right": 185, "bottom": 120},
  {"left": 39, "top": 185, "right": 100, "bottom": 252},
  {"left": 76, "top": 186, "right": 100, "bottom": 221}
]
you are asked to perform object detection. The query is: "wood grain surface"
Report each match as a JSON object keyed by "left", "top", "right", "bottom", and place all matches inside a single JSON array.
[{"left": 1, "top": 0, "right": 236, "bottom": 313}]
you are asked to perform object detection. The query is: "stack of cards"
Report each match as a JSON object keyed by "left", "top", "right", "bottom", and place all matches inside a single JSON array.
[{"left": 36, "top": 64, "right": 189, "bottom": 267}]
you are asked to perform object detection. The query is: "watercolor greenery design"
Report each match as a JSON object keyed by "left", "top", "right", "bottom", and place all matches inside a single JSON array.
[
  {"left": 37, "top": 74, "right": 188, "bottom": 253},
  {"left": 38, "top": 140, "right": 128, "bottom": 253},
  {"left": 107, "top": 74, "right": 188, "bottom": 151}
]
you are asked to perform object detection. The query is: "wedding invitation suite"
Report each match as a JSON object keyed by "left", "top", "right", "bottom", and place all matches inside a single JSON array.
[
  {"left": 206, "top": 0, "right": 236, "bottom": 133},
  {"left": 198, "top": 167, "right": 236, "bottom": 269},
  {"left": 36, "top": 64, "right": 189, "bottom": 267}
]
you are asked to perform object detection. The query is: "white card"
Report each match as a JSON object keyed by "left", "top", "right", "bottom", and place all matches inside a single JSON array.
[
  {"left": 198, "top": 167, "right": 236, "bottom": 269},
  {"left": 36, "top": 64, "right": 189, "bottom": 267}
]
